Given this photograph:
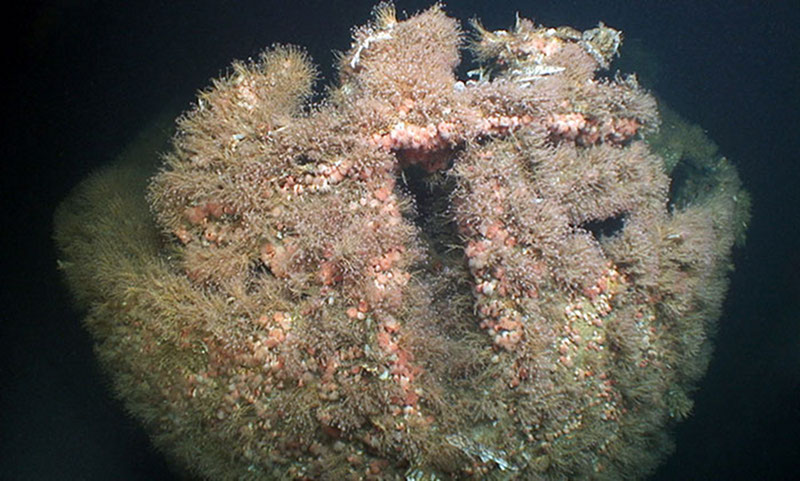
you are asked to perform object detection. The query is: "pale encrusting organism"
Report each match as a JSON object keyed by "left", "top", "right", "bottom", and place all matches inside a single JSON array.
[{"left": 54, "top": 3, "right": 749, "bottom": 479}]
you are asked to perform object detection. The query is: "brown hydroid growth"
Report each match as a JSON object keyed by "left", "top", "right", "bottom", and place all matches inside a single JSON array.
[{"left": 55, "top": 4, "right": 749, "bottom": 480}]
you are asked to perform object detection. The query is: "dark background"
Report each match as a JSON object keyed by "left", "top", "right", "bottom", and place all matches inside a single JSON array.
[{"left": 3, "top": 1, "right": 798, "bottom": 479}]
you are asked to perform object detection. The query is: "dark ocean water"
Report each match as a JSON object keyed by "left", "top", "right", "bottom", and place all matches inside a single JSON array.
[{"left": 3, "top": 1, "right": 798, "bottom": 479}]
